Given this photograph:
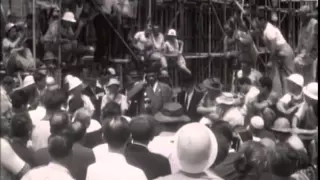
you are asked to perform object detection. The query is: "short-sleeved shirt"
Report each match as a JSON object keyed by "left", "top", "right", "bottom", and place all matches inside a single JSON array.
[
  {"left": 279, "top": 93, "right": 303, "bottom": 108},
  {"left": 294, "top": 102, "right": 318, "bottom": 130},
  {"left": 152, "top": 34, "right": 165, "bottom": 51},
  {"left": 134, "top": 31, "right": 153, "bottom": 51},
  {"left": 164, "top": 40, "right": 179, "bottom": 53}
]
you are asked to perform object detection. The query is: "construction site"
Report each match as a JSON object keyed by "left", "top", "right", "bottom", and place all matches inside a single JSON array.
[{"left": 1, "top": 0, "right": 318, "bottom": 88}]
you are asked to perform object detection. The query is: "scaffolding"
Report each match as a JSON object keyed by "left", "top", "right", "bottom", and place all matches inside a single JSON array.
[{"left": 1, "top": 0, "right": 318, "bottom": 88}]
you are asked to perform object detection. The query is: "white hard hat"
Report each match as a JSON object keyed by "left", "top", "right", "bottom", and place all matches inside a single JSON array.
[
  {"left": 287, "top": 73, "right": 304, "bottom": 87},
  {"left": 167, "top": 29, "right": 177, "bottom": 37},
  {"left": 303, "top": 82, "right": 318, "bottom": 100},
  {"left": 62, "top": 11, "right": 76, "bottom": 23}
]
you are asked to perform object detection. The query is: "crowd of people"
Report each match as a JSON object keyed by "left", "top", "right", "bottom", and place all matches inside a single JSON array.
[{"left": 0, "top": 0, "right": 318, "bottom": 180}]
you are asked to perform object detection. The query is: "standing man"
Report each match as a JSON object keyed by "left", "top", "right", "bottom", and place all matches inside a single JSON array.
[
  {"left": 177, "top": 75, "right": 204, "bottom": 122},
  {"left": 254, "top": 12, "right": 295, "bottom": 95},
  {"left": 294, "top": 5, "right": 318, "bottom": 85}
]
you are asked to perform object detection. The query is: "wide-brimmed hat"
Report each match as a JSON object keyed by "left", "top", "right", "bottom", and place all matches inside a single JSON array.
[
  {"left": 68, "top": 76, "right": 83, "bottom": 91},
  {"left": 270, "top": 117, "right": 291, "bottom": 133},
  {"left": 154, "top": 102, "right": 190, "bottom": 123},
  {"left": 216, "top": 92, "right": 236, "bottom": 105},
  {"left": 287, "top": 74, "right": 304, "bottom": 87},
  {"left": 167, "top": 29, "right": 177, "bottom": 37},
  {"left": 203, "top": 78, "right": 222, "bottom": 91},
  {"left": 13, "top": 75, "right": 35, "bottom": 91},
  {"left": 62, "top": 12, "right": 76, "bottom": 23},
  {"left": 5, "top": 23, "right": 16, "bottom": 34},
  {"left": 303, "top": 82, "right": 318, "bottom": 100},
  {"left": 174, "top": 123, "right": 218, "bottom": 173},
  {"left": 43, "top": 51, "right": 57, "bottom": 61},
  {"left": 106, "top": 78, "right": 120, "bottom": 87}
]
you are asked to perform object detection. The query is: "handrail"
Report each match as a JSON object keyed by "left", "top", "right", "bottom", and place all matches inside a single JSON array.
[{"left": 89, "top": 0, "right": 140, "bottom": 70}]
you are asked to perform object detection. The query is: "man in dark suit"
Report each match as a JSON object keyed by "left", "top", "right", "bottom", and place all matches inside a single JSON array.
[
  {"left": 82, "top": 77, "right": 105, "bottom": 121},
  {"left": 125, "top": 115, "right": 171, "bottom": 179},
  {"left": 33, "top": 121, "right": 95, "bottom": 180},
  {"left": 177, "top": 75, "right": 204, "bottom": 122},
  {"left": 127, "top": 67, "right": 173, "bottom": 115}
]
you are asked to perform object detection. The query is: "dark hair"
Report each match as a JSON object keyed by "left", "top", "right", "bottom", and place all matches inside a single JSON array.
[
  {"left": 50, "top": 111, "right": 70, "bottom": 135},
  {"left": 68, "top": 96, "right": 84, "bottom": 114},
  {"left": 238, "top": 77, "right": 252, "bottom": 85},
  {"left": 11, "top": 113, "right": 33, "bottom": 138},
  {"left": 43, "top": 88, "right": 66, "bottom": 111},
  {"left": 129, "top": 115, "right": 155, "bottom": 142},
  {"left": 69, "top": 121, "right": 86, "bottom": 143},
  {"left": 259, "top": 76, "right": 273, "bottom": 91},
  {"left": 103, "top": 116, "right": 131, "bottom": 148},
  {"left": 1, "top": 76, "right": 15, "bottom": 86},
  {"left": 234, "top": 141, "right": 268, "bottom": 176},
  {"left": 270, "top": 143, "right": 300, "bottom": 177},
  {"left": 101, "top": 101, "right": 121, "bottom": 119},
  {"left": 10, "top": 90, "right": 28, "bottom": 109},
  {"left": 48, "top": 134, "right": 73, "bottom": 160},
  {"left": 74, "top": 108, "right": 91, "bottom": 128},
  {"left": 33, "top": 71, "right": 46, "bottom": 83},
  {"left": 210, "top": 121, "right": 234, "bottom": 167}
]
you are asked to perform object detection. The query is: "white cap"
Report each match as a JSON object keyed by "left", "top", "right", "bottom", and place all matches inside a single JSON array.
[
  {"left": 23, "top": 75, "right": 35, "bottom": 88},
  {"left": 303, "top": 82, "right": 318, "bottom": 100},
  {"left": 68, "top": 77, "right": 83, "bottom": 91},
  {"left": 250, "top": 116, "right": 264, "bottom": 130},
  {"left": 167, "top": 29, "right": 177, "bottom": 37},
  {"left": 106, "top": 78, "right": 120, "bottom": 87},
  {"left": 5, "top": 23, "right": 16, "bottom": 33},
  {"left": 287, "top": 74, "right": 304, "bottom": 87},
  {"left": 62, "top": 12, "right": 76, "bottom": 23}
]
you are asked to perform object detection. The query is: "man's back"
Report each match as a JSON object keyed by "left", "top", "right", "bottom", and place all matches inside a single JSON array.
[
  {"left": 86, "top": 152, "right": 147, "bottom": 180},
  {"left": 125, "top": 143, "right": 171, "bottom": 179},
  {"left": 33, "top": 143, "right": 95, "bottom": 180}
]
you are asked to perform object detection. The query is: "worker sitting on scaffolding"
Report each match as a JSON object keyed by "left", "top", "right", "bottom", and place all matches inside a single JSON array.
[
  {"left": 132, "top": 25, "right": 168, "bottom": 76},
  {"left": 163, "top": 29, "right": 191, "bottom": 75}
]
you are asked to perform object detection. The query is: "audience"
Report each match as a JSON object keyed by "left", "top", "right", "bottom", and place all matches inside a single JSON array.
[
  {"left": 125, "top": 114, "right": 171, "bottom": 179},
  {"left": 86, "top": 116, "right": 148, "bottom": 180},
  {"left": 0, "top": 5, "right": 318, "bottom": 180}
]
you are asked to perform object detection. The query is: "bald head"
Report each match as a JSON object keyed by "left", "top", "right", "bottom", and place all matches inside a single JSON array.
[{"left": 50, "top": 111, "right": 70, "bottom": 135}]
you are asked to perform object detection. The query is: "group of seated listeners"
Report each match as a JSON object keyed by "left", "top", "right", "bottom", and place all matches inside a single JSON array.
[{"left": 0, "top": 61, "right": 318, "bottom": 180}]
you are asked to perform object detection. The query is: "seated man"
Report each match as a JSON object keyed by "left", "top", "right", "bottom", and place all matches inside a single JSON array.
[
  {"left": 132, "top": 25, "right": 167, "bottom": 76},
  {"left": 163, "top": 29, "right": 191, "bottom": 75},
  {"left": 42, "top": 11, "right": 90, "bottom": 64}
]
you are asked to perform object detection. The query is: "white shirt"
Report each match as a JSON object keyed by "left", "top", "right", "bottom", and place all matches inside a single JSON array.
[
  {"left": 279, "top": 93, "right": 302, "bottom": 106},
  {"left": 134, "top": 31, "right": 153, "bottom": 51},
  {"left": 263, "top": 22, "right": 287, "bottom": 52},
  {"left": 152, "top": 33, "right": 165, "bottom": 50},
  {"left": 21, "top": 162, "right": 74, "bottom": 180},
  {"left": 101, "top": 92, "right": 128, "bottom": 113},
  {"left": 241, "top": 86, "right": 260, "bottom": 116},
  {"left": 67, "top": 94, "right": 95, "bottom": 114},
  {"left": 148, "top": 133, "right": 179, "bottom": 173},
  {"left": 86, "top": 119, "right": 102, "bottom": 133},
  {"left": 92, "top": 143, "right": 109, "bottom": 161},
  {"left": 86, "top": 152, "right": 147, "bottom": 180},
  {"left": 29, "top": 106, "right": 46, "bottom": 125},
  {"left": 31, "top": 120, "right": 51, "bottom": 151}
]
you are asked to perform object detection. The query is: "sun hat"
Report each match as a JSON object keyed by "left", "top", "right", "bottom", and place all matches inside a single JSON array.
[
  {"left": 22, "top": 75, "right": 35, "bottom": 88},
  {"left": 297, "top": 5, "right": 311, "bottom": 14},
  {"left": 62, "top": 11, "right": 76, "bottom": 23},
  {"left": 287, "top": 74, "right": 304, "bottom": 87},
  {"left": 64, "top": 75, "right": 73, "bottom": 84},
  {"left": 216, "top": 92, "right": 236, "bottom": 105},
  {"left": 106, "top": 78, "right": 120, "bottom": 87},
  {"left": 303, "top": 82, "right": 318, "bottom": 100},
  {"left": 154, "top": 102, "right": 190, "bottom": 123},
  {"left": 174, "top": 123, "right": 218, "bottom": 173},
  {"left": 5, "top": 23, "right": 16, "bottom": 34},
  {"left": 287, "top": 135, "right": 306, "bottom": 152},
  {"left": 68, "top": 76, "right": 83, "bottom": 91},
  {"left": 250, "top": 116, "right": 264, "bottom": 130},
  {"left": 203, "top": 78, "right": 223, "bottom": 91},
  {"left": 270, "top": 117, "right": 291, "bottom": 133}
]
